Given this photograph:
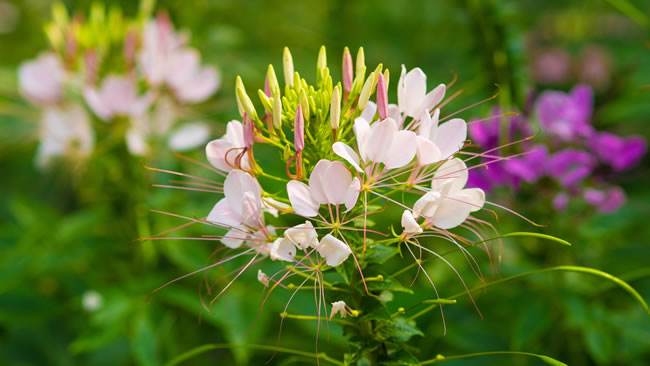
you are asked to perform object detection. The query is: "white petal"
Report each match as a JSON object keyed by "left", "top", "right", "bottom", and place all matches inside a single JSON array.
[
  {"left": 431, "top": 198, "right": 473, "bottom": 229},
  {"left": 224, "top": 170, "right": 261, "bottom": 218},
  {"left": 270, "top": 238, "right": 296, "bottom": 262},
  {"left": 333, "top": 142, "right": 362, "bottom": 172},
  {"left": 401, "top": 210, "right": 423, "bottom": 234},
  {"left": 308, "top": 160, "right": 333, "bottom": 203},
  {"left": 413, "top": 191, "right": 441, "bottom": 218},
  {"left": 83, "top": 87, "right": 112, "bottom": 121},
  {"left": 401, "top": 67, "right": 427, "bottom": 117},
  {"left": 455, "top": 188, "right": 485, "bottom": 212},
  {"left": 432, "top": 158, "right": 468, "bottom": 193},
  {"left": 316, "top": 234, "right": 352, "bottom": 267},
  {"left": 284, "top": 221, "right": 319, "bottom": 250},
  {"left": 168, "top": 122, "right": 210, "bottom": 151},
  {"left": 207, "top": 198, "right": 241, "bottom": 228},
  {"left": 344, "top": 177, "right": 361, "bottom": 211},
  {"left": 417, "top": 84, "right": 445, "bottom": 117},
  {"left": 416, "top": 136, "right": 442, "bottom": 166},
  {"left": 205, "top": 138, "right": 233, "bottom": 171},
  {"left": 353, "top": 117, "right": 371, "bottom": 161},
  {"left": 433, "top": 118, "right": 467, "bottom": 159},
  {"left": 384, "top": 130, "right": 417, "bottom": 169},
  {"left": 287, "top": 180, "right": 319, "bottom": 217},
  {"left": 221, "top": 227, "right": 248, "bottom": 248},
  {"left": 360, "top": 101, "right": 377, "bottom": 122},
  {"left": 366, "top": 118, "right": 398, "bottom": 163}
]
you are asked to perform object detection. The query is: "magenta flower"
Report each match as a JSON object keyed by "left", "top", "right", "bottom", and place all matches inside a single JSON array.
[
  {"left": 589, "top": 132, "right": 646, "bottom": 172},
  {"left": 546, "top": 149, "right": 596, "bottom": 188},
  {"left": 535, "top": 84, "right": 594, "bottom": 141},
  {"left": 583, "top": 186, "right": 626, "bottom": 213}
]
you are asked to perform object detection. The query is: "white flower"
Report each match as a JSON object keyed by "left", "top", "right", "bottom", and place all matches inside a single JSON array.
[
  {"left": 330, "top": 300, "right": 350, "bottom": 319},
  {"left": 205, "top": 120, "right": 249, "bottom": 172},
  {"left": 257, "top": 270, "right": 269, "bottom": 287},
  {"left": 333, "top": 116, "right": 417, "bottom": 173},
  {"left": 397, "top": 65, "right": 445, "bottom": 120},
  {"left": 270, "top": 237, "right": 297, "bottom": 262},
  {"left": 287, "top": 159, "right": 360, "bottom": 217},
  {"left": 207, "top": 170, "right": 264, "bottom": 248},
  {"left": 83, "top": 75, "right": 152, "bottom": 121},
  {"left": 18, "top": 52, "right": 64, "bottom": 106},
  {"left": 36, "top": 104, "right": 94, "bottom": 168},
  {"left": 168, "top": 122, "right": 211, "bottom": 151},
  {"left": 82, "top": 290, "right": 103, "bottom": 312},
  {"left": 139, "top": 19, "right": 219, "bottom": 103},
  {"left": 401, "top": 210, "right": 422, "bottom": 235},
  {"left": 284, "top": 221, "right": 319, "bottom": 249},
  {"left": 413, "top": 158, "right": 485, "bottom": 229},
  {"left": 415, "top": 108, "right": 467, "bottom": 165},
  {"left": 316, "top": 234, "right": 352, "bottom": 266}
]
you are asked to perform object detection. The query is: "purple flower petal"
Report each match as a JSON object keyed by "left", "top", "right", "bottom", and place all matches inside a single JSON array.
[
  {"left": 546, "top": 149, "right": 596, "bottom": 188},
  {"left": 589, "top": 132, "right": 647, "bottom": 171}
]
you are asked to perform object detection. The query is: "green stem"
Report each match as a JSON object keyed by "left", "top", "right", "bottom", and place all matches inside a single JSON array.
[
  {"left": 419, "top": 351, "right": 567, "bottom": 365},
  {"left": 411, "top": 265, "right": 650, "bottom": 320},
  {"left": 165, "top": 343, "right": 343, "bottom": 366}
]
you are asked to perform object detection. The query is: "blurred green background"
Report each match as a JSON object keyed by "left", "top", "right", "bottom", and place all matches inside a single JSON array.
[{"left": 1, "top": 0, "right": 649, "bottom": 365}]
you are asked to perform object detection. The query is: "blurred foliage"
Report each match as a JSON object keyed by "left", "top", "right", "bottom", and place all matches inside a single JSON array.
[{"left": 1, "top": 0, "right": 649, "bottom": 365}]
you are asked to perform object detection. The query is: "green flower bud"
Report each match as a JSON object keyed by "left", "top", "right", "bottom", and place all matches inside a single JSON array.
[
  {"left": 355, "top": 47, "right": 365, "bottom": 79},
  {"left": 273, "top": 92, "right": 282, "bottom": 129},
  {"left": 330, "top": 85, "right": 341, "bottom": 129},
  {"left": 358, "top": 71, "right": 378, "bottom": 110},
  {"left": 266, "top": 64, "right": 280, "bottom": 96},
  {"left": 236, "top": 76, "right": 258, "bottom": 120},
  {"left": 317, "top": 45, "right": 327, "bottom": 71},
  {"left": 283, "top": 47, "right": 294, "bottom": 88}
]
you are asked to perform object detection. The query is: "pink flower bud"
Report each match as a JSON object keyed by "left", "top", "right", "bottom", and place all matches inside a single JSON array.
[
  {"left": 124, "top": 30, "right": 137, "bottom": 66},
  {"left": 377, "top": 73, "right": 388, "bottom": 119},
  {"left": 294, "top": 105, "right": 305, "bottom": 152},
  {"left": 243, "top": 113, "right": 254, "bottom": 149},
  {"left": 342, "top": 47, "right": 353, "bottom": 94}
]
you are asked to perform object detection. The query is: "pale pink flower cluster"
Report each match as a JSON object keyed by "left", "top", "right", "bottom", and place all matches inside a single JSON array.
[
  {"left": 17, "top": 13, "right": 219, "bottom": 167},
  {"left": 200, "top": 61, "right": 485, "bottom": 271}
]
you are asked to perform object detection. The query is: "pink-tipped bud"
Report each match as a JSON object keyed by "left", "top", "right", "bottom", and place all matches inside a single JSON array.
[
  {"left": 124, "top": 30, "right": 137, "bottom": 66},
  {"left": 84, "top": 51, "right": 98, "bottom": 85},
  {"left": 294, "top": 105, "right": 305, "bottom": 152},
  {"left": 377, "top": 73, "right": 388, "bottom": 119},
  {"left": 243, "top": 113, "right": 254, "bottom": 149},
  {"left": 342, "top": 47, "right": 353, "bottom": 93}
]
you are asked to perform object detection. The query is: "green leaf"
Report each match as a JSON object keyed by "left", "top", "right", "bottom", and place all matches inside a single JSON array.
[
  {"left": 365, "top": 244, "right": 400, "bottom": 264},
  {"left": 375, "top": 317, "right": 423, "bottom": 343}
]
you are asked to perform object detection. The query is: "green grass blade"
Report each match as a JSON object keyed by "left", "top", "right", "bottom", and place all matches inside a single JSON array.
[{"left": 419, "top": 351, "right": 567, "bottom": 365}]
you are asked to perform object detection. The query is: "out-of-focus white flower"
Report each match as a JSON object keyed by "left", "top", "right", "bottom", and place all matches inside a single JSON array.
[
  {"left": 205, "top": 120, "right": 249, "bottom": 172},
  {"left": 397, "top": 65, "right": 445, "bottom": 120},
  {"left": 139, "top": 19, "right": 219, "bottom": 103},
  {"left": 36, "top": 103, "right": 94, "bottom": 168},
  {"left": 284, "top": 221, "right": 318, "bottom": 249},
  {"left": 287, "top": 160, "right": 360, "bottom": 217},
  {"left": 413, "top": 158, "right": 485, "bottom": 229},
  {"left": 82, "top": 290, "right": 103, "bottom": 312},
  {"left": 207, "top": 170, "right": 264, "bottom": 248},
  {"left": 83, "top": 75, "right": 152, "bottom": 121},
  {"left": 257, "top": 270, "right": 269, "bottom": 287},
  {"left": 333, "top": 116, "right": 417, "bottom": 173},
  {"left": 401, "top": 210, "right": 422, "bottom": 235},
  {"left": 315, "top": 234, "right": 351, "bottom": 267},
  {"left": 168, "top": 122, "right": 210, "bottom": 151},
  {"left": 18, "top": 53, "right": 64, "bottom": 106},
  {"left": 330, "top": 300, "right": 350, "bottom": 319}
]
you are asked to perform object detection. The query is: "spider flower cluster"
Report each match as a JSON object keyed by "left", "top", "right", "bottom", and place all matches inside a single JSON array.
[
  {"left": 177, "top": 46, "right": 488, "bottom": 327},
  {"left": 18, "top": 3, "right": 219, "bottom": 167}
]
